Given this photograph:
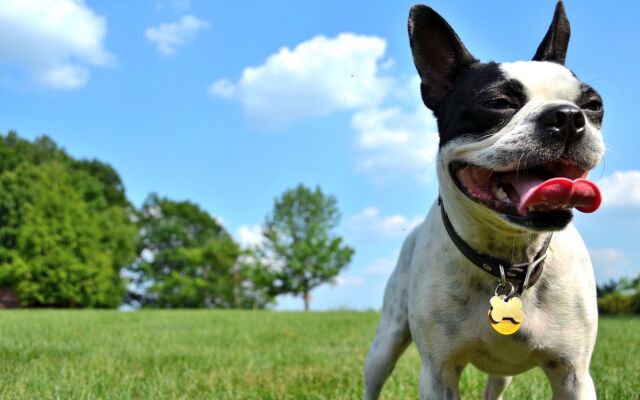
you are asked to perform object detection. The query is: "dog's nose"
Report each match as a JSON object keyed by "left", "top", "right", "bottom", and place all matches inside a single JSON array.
[{"left": 540, "top": 105, "right": 586, "bottom": 143}]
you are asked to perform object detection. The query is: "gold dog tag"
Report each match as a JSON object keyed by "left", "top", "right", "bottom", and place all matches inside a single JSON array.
[{"left": 488, "top": 295, "right": 523, "bottom": 335}]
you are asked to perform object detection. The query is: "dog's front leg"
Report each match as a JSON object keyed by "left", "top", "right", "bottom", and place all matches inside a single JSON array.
[
  {"left": 484, "top": 375, "right": 512, "bottom": 400},
  {"left": 544, "top": 364, "right": 596, "bottom": 400},
  {"left": 419, "top": 358, "right": 461, "bottom": 400}
]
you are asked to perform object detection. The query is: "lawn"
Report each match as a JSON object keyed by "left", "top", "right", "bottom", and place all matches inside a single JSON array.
[{"left": 0, "top": 311, "right": 638, "bottom": 399}]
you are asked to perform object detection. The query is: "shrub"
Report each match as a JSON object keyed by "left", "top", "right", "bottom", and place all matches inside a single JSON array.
[{"left": 597, "top": 292, "right": 634, "bottom": 315}]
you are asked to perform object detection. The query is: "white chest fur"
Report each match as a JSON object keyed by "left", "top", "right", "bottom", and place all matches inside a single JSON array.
[{"left": 406, "top": 206, "right": 598, "bottom": 377}]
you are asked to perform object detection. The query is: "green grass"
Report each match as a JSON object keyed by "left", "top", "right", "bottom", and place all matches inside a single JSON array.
[{"left": 0, "top": 311, "right": 638, "bottom": 399}]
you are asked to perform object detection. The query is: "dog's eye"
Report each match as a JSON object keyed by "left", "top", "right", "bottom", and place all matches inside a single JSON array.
[
  {"left": 581, "top": 100, "right": 603, "bottom": 112},
  {"left": 483, "top": 98, "right": 515, "bottom": 110}
]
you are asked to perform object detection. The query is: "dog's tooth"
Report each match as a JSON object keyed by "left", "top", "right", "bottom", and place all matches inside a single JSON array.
[{"left": 494, "top": 186, "right": 508, "bottom": 201}]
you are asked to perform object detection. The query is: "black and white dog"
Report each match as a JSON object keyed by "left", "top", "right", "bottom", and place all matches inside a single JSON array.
[{"left": 365, "top": 2, "right": 603, "bottom": 399}]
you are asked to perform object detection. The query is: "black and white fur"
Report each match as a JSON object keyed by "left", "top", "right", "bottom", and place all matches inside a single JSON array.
[{"left": 364, "top": 3, "right": 603, "bottom": 399}]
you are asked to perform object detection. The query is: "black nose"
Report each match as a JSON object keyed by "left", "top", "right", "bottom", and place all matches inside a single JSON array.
[{"left": 540, "top": 105, "right": 586, "bottom": 143}]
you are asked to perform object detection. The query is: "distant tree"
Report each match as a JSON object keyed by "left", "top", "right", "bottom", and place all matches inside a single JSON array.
[
  {"left": 596, "top": 280, "right": 619, "bottom": 298},
  {"left": 0, "top": 132, "right": 137, "bottom": 307},
  {"left": 596, "top": 273, "right": 640, "bottom": 315},
  {"left": 597, "top": 276, "right": 640, "bottom": 298},
  {"left": 262, "top": 184, "right": 354, "bottom": 311},
  {"left": 227, "top": 249, "right": 278, "bottom": 309},
  {"left": 131, "top": 194, "right": 274, "bottom": 308}
]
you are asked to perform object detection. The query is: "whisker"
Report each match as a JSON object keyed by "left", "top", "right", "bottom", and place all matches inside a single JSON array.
[
  {"left": 515, "top": 153, "right": 526, "bottom": 184},
  {"left": 595, "top": 156, "right": 606, "bottom": 181}
]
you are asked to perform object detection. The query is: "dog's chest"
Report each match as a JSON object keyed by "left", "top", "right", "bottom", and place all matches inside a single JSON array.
[
  {"left": 412, "top": 265, "right": 545, "bottom": 375},
  {"left": 408, "top": 209, "right": 597, "bottom": 376},
  {"left": 469, "top": 324, "right": 539, "bottom": 375},
  {"left": 460, "top": 287, "right": 541, "bottom": 375}
]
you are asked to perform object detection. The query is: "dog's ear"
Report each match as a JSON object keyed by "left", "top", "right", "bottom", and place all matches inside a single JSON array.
[
  {"left": 533, "top": 1, "right": 571, "bottom": 64},
  {"left": 408, "top": 5, "right": 477, "bottom": 109}
]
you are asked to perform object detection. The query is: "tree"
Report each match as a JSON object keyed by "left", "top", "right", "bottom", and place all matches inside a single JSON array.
[
  {"left": 262, "top": 184, "right": 354, "bottom": 311},
  {"left": 131, "top": 194, "right": 274, "bottom": 308},
  {"left": 226, "top": 249, "right": 278, "bottom": 309},
  {"left": 0, "top": 132, "right": 137, "bottom": 307}
]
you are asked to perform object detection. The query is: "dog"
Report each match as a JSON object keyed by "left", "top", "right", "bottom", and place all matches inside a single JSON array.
[{"left": 364, "top": 2, "right": 604, "bottom": 399}]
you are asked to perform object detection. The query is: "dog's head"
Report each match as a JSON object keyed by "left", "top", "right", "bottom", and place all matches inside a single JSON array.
[{"left": 409, "top": 2, "right": 605, "bottom": 232}]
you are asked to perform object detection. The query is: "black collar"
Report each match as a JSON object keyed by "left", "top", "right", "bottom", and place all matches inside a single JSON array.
[{"left": 438, "top": 197, "right": 551, "bottom": 291}]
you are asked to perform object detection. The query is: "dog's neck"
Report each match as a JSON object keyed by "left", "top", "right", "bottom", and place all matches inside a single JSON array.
[{"left": 438, "top": 176, "right": 553, "bottom": 265}]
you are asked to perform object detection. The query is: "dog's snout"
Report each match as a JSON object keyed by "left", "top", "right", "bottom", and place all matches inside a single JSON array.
[{"left": 540, "top": 105, "right": 586, "bottom": 143}]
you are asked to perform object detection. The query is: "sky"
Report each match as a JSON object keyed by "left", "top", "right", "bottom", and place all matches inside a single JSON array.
[{"left": 1, "top": 0, "right": 639, "bottom": 311}]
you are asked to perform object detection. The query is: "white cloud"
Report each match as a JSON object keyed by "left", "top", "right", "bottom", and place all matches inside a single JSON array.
[
  {"left": 589, "top": 248, "right": 624, "bottom": 263},
  {"left": 36, "top": 64, "right": 89, "bottom": 90},
  {"left": 211, "top": 32, "right": 440, "bottom": 183},
  {"left": 598, "top": 170, "right": 640, "bottom": 208},
  {"left": 348, "top": 207, "right": 423, "bottom": 239},
  {"left": 145, "top": 15, "right": 210, "bottom": 55},
  {"left": 364, "top": 256, "right": 397, "bottom": 276},
  {"left": 0, "top": 0, "right": 113, "bottom": 89},
  {"left": 209, "top": 33, "right": 391, "bottom": 127},
  {"left": 236, "top": 224, "right": 264, "bottom": 248},
  {"left": 352, "top": 105, "right": 439, "bottom": 182},
  {"left": 350, "top": 75, "right": 439, "bottom": 182},
  {"left": 589, "top": 247, "right": 628, "bottom": 281}
]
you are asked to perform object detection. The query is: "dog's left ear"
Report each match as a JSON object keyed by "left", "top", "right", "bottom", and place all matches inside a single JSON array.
[
  {"left": 408, "top": 5, "right": 477, "bottom": 109},
  {"left": 533, "top": 1, "right": 571, "bottom": 64}
]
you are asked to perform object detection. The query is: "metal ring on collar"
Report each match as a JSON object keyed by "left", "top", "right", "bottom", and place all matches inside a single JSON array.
[{"left": 494, "top": 281, "right": 515, "bottom": 299}]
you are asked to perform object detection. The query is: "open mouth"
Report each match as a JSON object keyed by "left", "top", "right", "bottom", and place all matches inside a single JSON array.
[{"left": 451, "top": 157, "right": 601, "bottom": 221}]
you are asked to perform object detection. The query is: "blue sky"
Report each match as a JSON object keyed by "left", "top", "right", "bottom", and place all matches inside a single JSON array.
[{"left": 1, "top": 0, "right": 639, "bottom": 310}]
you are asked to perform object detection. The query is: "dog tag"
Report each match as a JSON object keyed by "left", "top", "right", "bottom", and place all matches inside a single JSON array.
[{"left": 487, "top": 295, "right": 523, "bottom": 335}]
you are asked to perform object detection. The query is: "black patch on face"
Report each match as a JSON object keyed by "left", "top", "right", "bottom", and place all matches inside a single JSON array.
[
  {"left": 545, "top": 360, "right": 558, "bottom": 370},
  {"left": 576, "top": 84, "right": 604, "bottom": 127},
  {"left": 431, "top": 62, "right": 527, "bottom": 147}
]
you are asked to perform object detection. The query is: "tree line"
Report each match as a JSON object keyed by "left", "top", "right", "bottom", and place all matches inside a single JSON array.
[
  {"left": 0, "top": 132, "right": 353, "bottom": 310},
  {"left": 597, "top": 275, "right": 640, "bottom": 315}
]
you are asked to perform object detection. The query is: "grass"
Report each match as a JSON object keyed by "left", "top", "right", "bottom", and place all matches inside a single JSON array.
[{"left": 0, "top": 311, "right": 638, "bottom": 399}]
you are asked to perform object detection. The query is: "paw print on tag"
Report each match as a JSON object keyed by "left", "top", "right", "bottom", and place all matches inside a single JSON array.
[{"left": 487, "top": 295, "right": 523, "bottom": 335}]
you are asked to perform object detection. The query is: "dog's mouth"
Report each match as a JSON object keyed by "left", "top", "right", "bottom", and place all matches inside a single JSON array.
[{"left": 450, "top": 157, "right": 601, "bottom": 227}]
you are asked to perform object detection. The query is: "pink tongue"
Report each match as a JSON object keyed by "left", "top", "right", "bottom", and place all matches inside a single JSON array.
[{"left": 513, "top": 177, "right": 601, "bottom": 214}]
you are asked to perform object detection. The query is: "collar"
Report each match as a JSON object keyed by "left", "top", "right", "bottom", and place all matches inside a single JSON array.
[{"left": 438, "top": 197, "right": 551, "bottom": 292}]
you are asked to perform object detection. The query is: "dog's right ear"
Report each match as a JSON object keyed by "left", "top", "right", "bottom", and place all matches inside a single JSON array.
[{"left": 408, "top": 5, "right": 477, "bottom": 109}]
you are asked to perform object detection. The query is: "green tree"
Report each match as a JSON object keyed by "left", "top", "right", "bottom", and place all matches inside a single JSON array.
[
  {"left": 232, "top": 250, "right": 279, "bottom": 309},
  {"left": 131, "top": 194, "right": 274, "bottom": 308},
  {"left": 262, "top": 184, "right": 354, "bottom": 311},
  {"left": 0, "top": 132, "right": 137, "bottom": 307}
]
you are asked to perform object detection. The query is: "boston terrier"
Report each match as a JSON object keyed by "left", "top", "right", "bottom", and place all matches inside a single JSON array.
[{"left": 364, "top": 2, "right": 603, "bottom": 399}]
